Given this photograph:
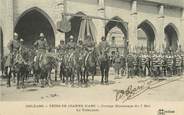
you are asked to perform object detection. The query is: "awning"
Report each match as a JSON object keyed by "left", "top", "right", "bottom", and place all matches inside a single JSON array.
[{"left": 78, "top": 18, "right": 97, "bottom": 42}]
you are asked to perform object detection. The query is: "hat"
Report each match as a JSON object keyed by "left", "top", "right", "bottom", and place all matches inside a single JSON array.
[
  {"left": 14, "top": 33, "right": 18, "bottom": 37},
  {"left": 69, "top": 35, "right": 74, "bottom": 40},
  {"left": 20, "top": 39, "right": 24, "bottom": 42},
  {"left": 39, "top": 33, "right": 45, "bottom": 38}
]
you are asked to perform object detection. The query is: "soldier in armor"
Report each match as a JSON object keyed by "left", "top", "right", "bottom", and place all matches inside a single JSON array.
[
  {"left": 83, "top": 35, "right": 95, "bottom": 52},
  {"left": 98, "top": 36, "right": 110, "bottom": 55},
  {"left": 67, "top": 35, "right": 76, "bottom": 52},
  {"left": 76, "top": 40, "right": 85, "bottom": 55},
  {"left": 33, "top": 33, "right": 49, "bottom": 61},
  {"left": 6, "top": 33, "right": 21, "bottom": 67},
  {"left": 57, "top": 40, "right": 66, "bottom": 54}
]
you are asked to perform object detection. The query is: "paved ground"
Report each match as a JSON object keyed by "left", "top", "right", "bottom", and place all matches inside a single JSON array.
[{"left": 1, "top": 71, "right": 184, "bottom": 102}]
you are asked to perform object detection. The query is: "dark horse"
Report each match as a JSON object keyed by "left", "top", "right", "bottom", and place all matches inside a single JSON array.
[
  {"left": 83, "top": 48, "right": 98, "bottom": 84},
  {"left": 5, "top": 48, "right": 30, "bottom": 89},
  {"left": 33, "top": 52, "right": 57, "bottom": 87},
  {"left": 98, "top": 51, "right": 110, "bottom": 84}
]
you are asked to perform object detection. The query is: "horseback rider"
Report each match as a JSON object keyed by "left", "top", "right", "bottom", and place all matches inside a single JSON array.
[
  {"left": 76, "top": 40, "right": 85, "bottom": 53},
  {"left": 67, "top": 35, "right": 76, "bottom": 51},
  {"left": 83, "top": 34, "right": 95, "bottom": 52},
  {"left": 57, "top": 40, "right": 66, "bottom": 54},
  {"left": 33, "top": 33, "right": 49, "bottom": 61},
  {"left": 6, "top": 33, "right": 21, "bottom": 67},
  {"left": 98, "top": 36, "right": 110, "bottom": 56}
]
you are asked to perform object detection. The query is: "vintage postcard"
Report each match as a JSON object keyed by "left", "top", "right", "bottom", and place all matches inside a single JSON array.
[{"left": 0, "top": 0, "right": 184, "bottom": 115}]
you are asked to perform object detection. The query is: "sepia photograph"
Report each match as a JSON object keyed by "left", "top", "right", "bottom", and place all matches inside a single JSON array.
[{"left": 0, "top": 0, "right": 184, "bottom": 115}]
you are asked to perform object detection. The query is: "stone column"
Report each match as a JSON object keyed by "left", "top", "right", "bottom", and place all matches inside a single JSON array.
[
  {"left": 96, "top": 0, "right": 105, "bottom": 44},
  {"left": 3, "top": 0, "right": 14, "bottom": 55},
  {"left": 156, "top": 5, "right": 165, "bottom": 52},
  {"left": 129, "top": 0, "right": 137, "bottom": 52},
  {"left": 180, "top": 9, "right": 184, "bottom": 50}
]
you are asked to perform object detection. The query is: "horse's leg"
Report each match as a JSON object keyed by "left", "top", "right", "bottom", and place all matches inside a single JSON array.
[
  {"left": 7, "top": 67, "right": 11, "bottom": 87},
  {"left": 105, "top": 65, "right": 110, "bottom": 84},
  {"left": 100, "top": 65, "right": 104, "bottom": 84},
  {"left": 22, "top": 72, "right": 25, "bottom": 89},
  {"left": 55, "top": 68, "right": 57, "bottom": 81},
  {"left": 17, "top": 73, "right": 20, "bottom": 89},
  {"left": 47, "top": 71, "right": 52, "bottom": 86},
  {"left": 59, "top": 65, "right": 63, "bottom": 82}
]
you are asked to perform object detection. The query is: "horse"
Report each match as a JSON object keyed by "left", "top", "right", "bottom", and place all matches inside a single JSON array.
[
  {"left": 13, "top": 48, "right": 31, "bottom": 89},
  {"left": 83, "top": 48, "right": 97, "bottom": 84},
  {"left": 98, "top": 50, "right": 110, "bottom": 84},
  {"left": 33, "top": 50, "right": 58, "bottom": 87}
]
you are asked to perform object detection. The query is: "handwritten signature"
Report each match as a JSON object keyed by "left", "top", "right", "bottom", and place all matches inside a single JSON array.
[{"left": 113, "top": 78, "right": 176, "bottom": 103}]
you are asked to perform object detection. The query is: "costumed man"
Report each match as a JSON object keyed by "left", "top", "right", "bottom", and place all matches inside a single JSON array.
[
  {"left": 67, "top": 35, "right": 76, "bottom": 52},
  {"left": 98, "top": 36, "right": 110, "bottom": 83},
  {"left": 83, "top": 34, "right": 95, "bottom": 52},
  {"left": 6, "top": 33, "right": 20, "bottom": 67},
  {"left": 33, "top": 33, "right": 49, "bottom": 61},
  {"left": 113, "top": 48, "right": 121, "bottom": 78},
  {"left": 76, "top": 40, "right": 85, "bottom": 53},
  {"left": 57, "top": 40, "right": 66, "bottom": 54},
  {"left": 16, "top": 39, "right": 27, "bottom": 65},
  {"left": 98, "top": 36, "right": 110, "bottom": 56}
]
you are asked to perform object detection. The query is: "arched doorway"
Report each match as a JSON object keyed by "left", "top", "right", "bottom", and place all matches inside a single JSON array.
[
  {"left": 65, "top": 12, "right": 85, "bottom": 43},
  {"left": 14, "top": 7, "right": 55, "bottom": 48},
  {"left": 0, "top": 27, "right": 3, "bottom": 70},
  {"left": 105, "top": 16, "right": 128, "bottom": 55},
  {"left": 164, "top": 23, "right": 178, "bottom": 51},
  {"left": 137, "top": 20, "right": 156, "bottom": 52}
]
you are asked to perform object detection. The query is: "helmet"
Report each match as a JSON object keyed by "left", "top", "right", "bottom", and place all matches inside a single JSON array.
[
  {"left": 14, "top": 33, "right": 18, "bottom": 37},
  {"left": 69, "top": 35, "right": 74, "bottom": 40},
  {"left": 39, "top": 33, "right": 45, "bottom": 38},
  {"left": 20, "top": 39, "right": 24, "bottom": 42},
  {"left": 14, "top": 33, "right": 18, "bottom": 40}
]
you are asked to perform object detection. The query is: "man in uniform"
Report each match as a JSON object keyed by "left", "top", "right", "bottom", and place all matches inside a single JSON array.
[
  {"left": 57, "top": 40, "right": 66, "bottom": 54},
  {"left": 98, "top": 36, "right": 110, "bottom": 55},
  {"left": 83, "top": 35, "right": 95, "bottom": 52},
  {"left": 33, "top": 33, "right": 49, "bottom": 61},
  {"left": 98, "top": 36, "right": 110, "bottom": 83},
  {"left": 6, "top": 33, "right": 20, "bottom": 67},
  {"left": 67, "top": 35, "right": 76, "bottom": 52}
]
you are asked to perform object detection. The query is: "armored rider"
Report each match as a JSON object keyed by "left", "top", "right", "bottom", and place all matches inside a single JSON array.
[
  {"left": 67, "top": 35, "right": 76, "bottom": 52},
  {"left": 83, "top": 34, "right": 95, "bottom": 52},
  {"left": 6, "top": 33, "right": 21, "bottom": 67},
  {"left": 33, "top": 33, "right": 49, "bottom": 61}
]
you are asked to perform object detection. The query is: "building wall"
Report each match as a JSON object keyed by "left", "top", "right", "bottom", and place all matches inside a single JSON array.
[{"left": 1, "top": 0, "right": 184, "bottom": 55}]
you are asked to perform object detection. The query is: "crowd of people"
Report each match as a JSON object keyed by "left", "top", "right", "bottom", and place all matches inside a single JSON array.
[
  {"left": 110, "top": 47, "right": 184, "bottom": 78},
  {"left": 1, "top": 32, "right": 184, "bottom": 88}
]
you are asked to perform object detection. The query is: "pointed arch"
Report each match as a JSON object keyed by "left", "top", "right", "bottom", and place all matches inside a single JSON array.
[
  {"left": 14, "top": 7, "right": 55, "bottom": 47},
  {"left": 105, "top": 16, "right": 128, "bottom": 39},
  {"left": 137, "top": 19, "right": 156, "bottom": 51},
  {"left": 164, "top": 23, "right": 179, "bottom": 51},
  {"left": 14, "top": 7, "right": 56, "bottom": 33}
]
